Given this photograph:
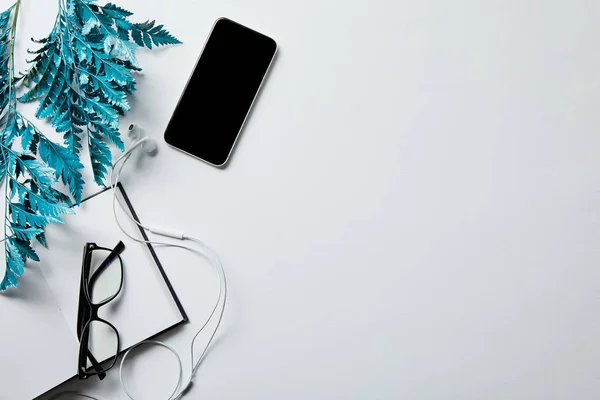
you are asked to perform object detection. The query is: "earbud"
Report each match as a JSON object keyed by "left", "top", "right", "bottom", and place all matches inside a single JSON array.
[
  {"left": 127, "top": 123, "right": 140, "bottom": 139},
  {"left": 127, "top": 123, "right": 157, "bottom": 155},
  {"left": 141, "top": 137, "right": 158, "bottom": 155}
]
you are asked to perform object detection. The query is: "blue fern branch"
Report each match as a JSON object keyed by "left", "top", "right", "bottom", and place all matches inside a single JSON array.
[
  {"left": 20, "top": 0, "right": 180, "bottom": 187},
  {"left": 0, "top": 2, "right": 74, "bottom": 290},
  {"left": 0, "top": 0, "right": 179, "bottom": 290}
]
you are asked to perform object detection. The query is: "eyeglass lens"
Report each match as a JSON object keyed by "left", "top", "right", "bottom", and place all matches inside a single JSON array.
[{"left": 88, "top": 248, "right": 123, "bottom": 305}]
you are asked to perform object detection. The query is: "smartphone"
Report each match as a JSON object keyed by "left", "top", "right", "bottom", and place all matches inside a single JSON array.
[{"left": 164, "top": 18, "right": 277, "bottom": 167}]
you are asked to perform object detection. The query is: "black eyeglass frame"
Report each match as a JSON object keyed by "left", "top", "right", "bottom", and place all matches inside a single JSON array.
[{"left": 77, "top": 241, "right": 125, "bottom": 380}]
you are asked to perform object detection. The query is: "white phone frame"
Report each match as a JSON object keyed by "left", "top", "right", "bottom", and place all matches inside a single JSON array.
[{"left": 164, "top": 17, "right": 278, "bottom": 167}]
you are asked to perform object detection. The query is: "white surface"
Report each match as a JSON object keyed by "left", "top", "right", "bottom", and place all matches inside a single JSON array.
[
  {"left": 37, "top": 187, "right": 184, "bottom": 354},
  {"left": 3, "top": 0, "right": 597, "bottom": 399},
  {"left": 0, "top": 259, "right": 77, "bottom": 400}
]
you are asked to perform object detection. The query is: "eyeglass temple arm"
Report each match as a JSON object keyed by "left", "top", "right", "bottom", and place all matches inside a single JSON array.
[
  {"left": 88, "top": 241, "right": 125, "bottom": 290},
  {"left": 77, "top": 300, "right": 107, "bottom": 380},
  {"left": 85, "top": 349, "right": 107, "bottom": 380}
]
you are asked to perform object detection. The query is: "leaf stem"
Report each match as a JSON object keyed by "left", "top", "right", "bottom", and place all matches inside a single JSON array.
[
  {"left": 2, "top": 0, "right": 21, "bottom": 287},
  {"left": 8, "top": 0, "right": 20, "bottom": 80}
]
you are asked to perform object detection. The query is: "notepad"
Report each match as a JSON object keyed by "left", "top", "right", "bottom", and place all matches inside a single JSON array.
[{"left": 0, "top": 184, "right": 187, "bottom": 400}]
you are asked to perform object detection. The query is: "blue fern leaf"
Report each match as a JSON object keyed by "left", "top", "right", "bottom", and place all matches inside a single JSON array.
[
  {"left": 35, "top": 66, "right": 69, "bottom": 119},
  {"left": 142, "top": 31, "right": 152, "bottom": 49},
  {"left": 26, "top": 40, "right": 53, "bottom": 56},
  {"left": 0, "top": 7, "right": 12, "bottom": 27},
  {"left": 11, "top": 238, "right": 40, "bottom": 262},
  {"left": 102, "top": 3, "right": 133, "bottom": 18},
  {"left": 104, "top": 35, "right": 138, "bottom": 65},
  {"left": 10, "top": 202, "right": 63, "bottom": 228},
  {"left": 85, "top": 73, "right": 130, "bottom": 110},
  {"left": 35, "top": 231, "right": 47, "bottom": 248},
  {"left": 130, "top": 27, "right": 143, "bottom": 47},
  {"left": 2, "top": 236, "right": 42, "bottom": 290},
  {"left": 0, "top": 270, "right": 18, "bottom": 290},
  {"left": 31, "top": 33, "right": 53, "bottom": 44},
  {"left": 2, "top": 115, "right": 18, "bottom": 146},
  {"left": 38, "top": 136, "right": 85, "bottom": 203},
  {"left": 20, "top": 123, "right": 35, "bottom": 151},
  {"left": 46, "top": 186, "right": 74, "bottom": 207},
  {"left": 6, "top": 240, "right": 25, "bottom": 276},
  {"left": 53, "top": 108, "right": 72, "bottom": 133},
  {"left": 81, "top": 18, "right": 100, "bottom": 36},
  {"left": 88, "top": 131, "right": 111, "bottom": 185},
  {"left": 12, "top": 114, "right": 85, "bottom": 203},
  {"left": 116, "top": 25, "right": 129, "bottom": 41},
  {"left": 133, "top": 21, "right": 181, "bottom": 47},
  {"left": 16, "top": 157, "right": 56, "bottom": 188},
  {"left": 9, "top": 177, "right": 72, "bottom": 219},
  {"left": 8, "top": 177, "right": 22, "bottom": 202},
  {"left": 102, "top": 60, "right": 134, "bottom": 87},
  {"left": 81, "top": 94, "right": 118, "bottom": 127},
  {"left": 7, "top": 154, "right": 72, "bottom": 219},
  {"left": 11, "top": 226, "right": 43, "bottom": 241},
  {"left": 20, "top": 45, "right": 54, "bottom": 87},
  {"left": 63, "top": 128, "right": 84, "bottom": 154},
  {"left": 18, "top": 43, "right": 61, "bottom": 102},
  {"left": 0, "top": 148, "right": 7, "bottom": 183},
  {"left": 133, "top": 20, "right": 153, "bottom": 30},
  {"left": 27, "top": 190, "right": 72, "bottom": 219},
  {"left": 90, "top": 119, "right": 124, "bottom": 150},
  {"left": 61, "top": 91, "right": 87, "bottom": 153}
]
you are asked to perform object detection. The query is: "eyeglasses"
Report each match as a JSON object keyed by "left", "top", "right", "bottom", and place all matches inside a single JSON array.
[{"left": 76, "top": 242, "right": 125, "bottom": 380}]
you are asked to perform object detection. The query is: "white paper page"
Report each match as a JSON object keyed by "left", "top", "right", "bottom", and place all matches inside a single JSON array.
[
  {"left": 36, "top": 187, "right": 184, "bottom": 355},
  {"left": 0, "top": 256, "right": 78, "bottom": 400}
]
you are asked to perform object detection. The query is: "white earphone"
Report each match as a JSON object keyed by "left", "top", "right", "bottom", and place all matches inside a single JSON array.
[
  {"left": 51, "top": 125, "right": 227, "bottom": 400},
  {"left": 126, "top": 123, "right": 158, "bottom": 155}
]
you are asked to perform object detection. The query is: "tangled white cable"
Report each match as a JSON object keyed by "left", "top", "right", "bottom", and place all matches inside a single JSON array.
[{"left": 50, "top": 136, "right": 227, "bottom": 400}]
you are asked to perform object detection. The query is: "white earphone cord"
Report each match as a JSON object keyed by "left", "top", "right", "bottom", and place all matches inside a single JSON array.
[{"left": 51, "top": 137, "right": 227, "bottom": 400}]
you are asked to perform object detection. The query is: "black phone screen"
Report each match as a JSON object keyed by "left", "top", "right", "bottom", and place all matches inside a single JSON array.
[{"left": 164, "top": 18, "right": 277, "bottom": 166}]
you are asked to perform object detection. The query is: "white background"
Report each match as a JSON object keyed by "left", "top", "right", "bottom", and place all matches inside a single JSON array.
[{"left": 8, "top": 0, "right": 598, "bottom": 398}]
